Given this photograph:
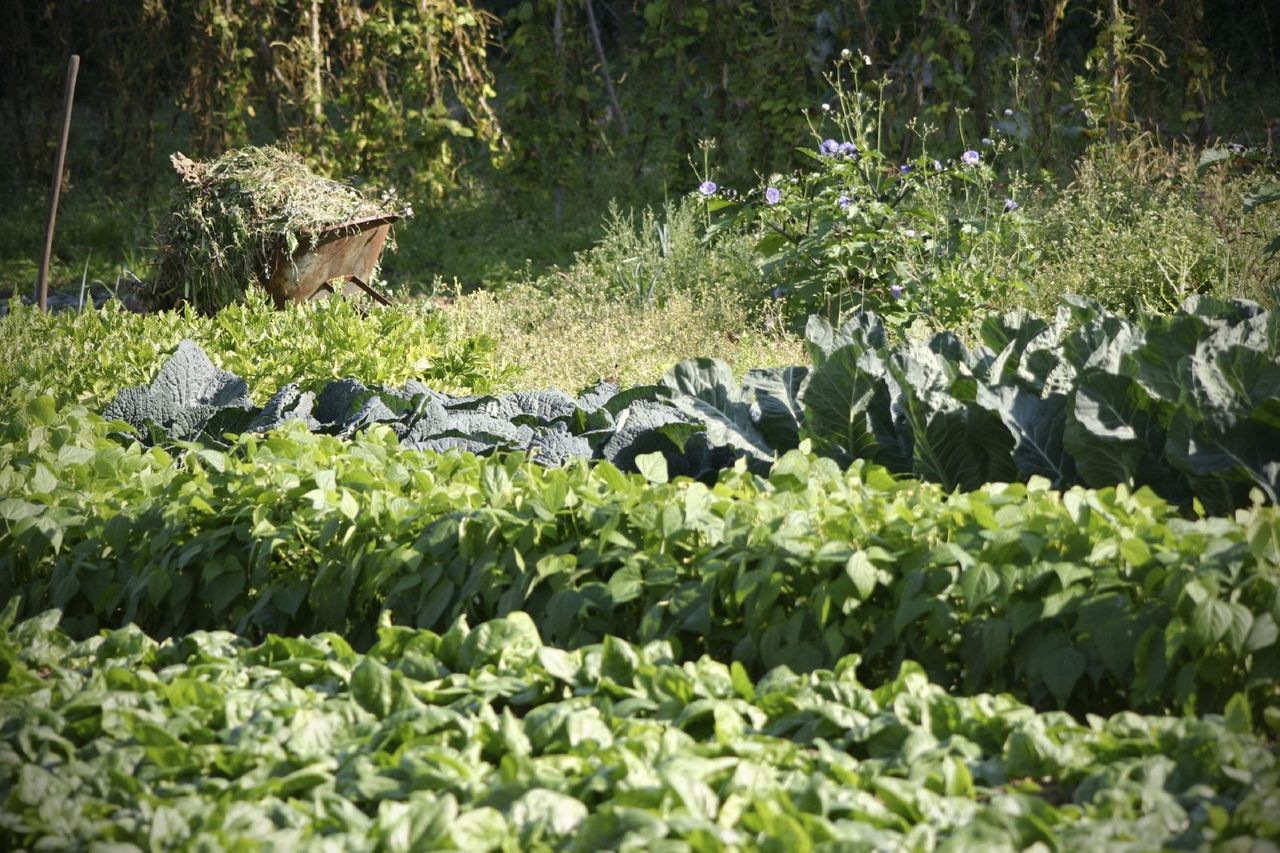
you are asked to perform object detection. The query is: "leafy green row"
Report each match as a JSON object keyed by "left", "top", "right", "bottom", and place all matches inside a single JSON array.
[
  {"left": 669, "top": 296, "right": 1280, "bottom": 513},
  {"left": 0, "top": 294, "right": 506, "bottom": 415},
  {"left": 4, "top": 398, "right": 1278, "bottom": 716},
  {"left": 99, "top": 338, "right": 729, "bottom": 477},
  {"left": 2, "top": 604, "right": 1276, "bottom": 852}
]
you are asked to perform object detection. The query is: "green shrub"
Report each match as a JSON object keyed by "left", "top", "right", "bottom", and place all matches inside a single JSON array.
[
  {"left": 1196, "top": 143, "right": 1280, "bottom": 299},
  {"left": 569, "top": 197, "right": 762, "bottom": 310},
  {"left": 701, "top": 55, "right": 1039, "bottom": 334},
  {"left": 440, "top": 194, "right": 799, "bottom": 391}
]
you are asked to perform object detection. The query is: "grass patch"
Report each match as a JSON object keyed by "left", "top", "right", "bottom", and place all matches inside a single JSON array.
[
  {"left": 0, "top": 188, "right": 159, "bottom": 299},
  {"left": 444, "top": 284, "right": 800, "bottom": 392},
  {"left": 439, "top": 195, "right": 800, "bottom": 391},
  {"left": 388, "top": 162, "right": 670, "bottom": 292}
]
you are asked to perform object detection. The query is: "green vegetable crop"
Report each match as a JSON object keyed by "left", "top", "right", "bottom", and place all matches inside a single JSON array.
[
  {"left": 0, "top": 295, "right": 507, "bottom": 416},
  {"left": 662, "top": 295, "right": 1280, "bottom": 514},
  {"left": 4, "top": 298, "right": 1279, "bottom": 848},
  {"left": 2, "top": 603, "right": 1276, "bottom": 851},
  {"left": 3, "top": 397, "right": 1277, "bottom": 717}
]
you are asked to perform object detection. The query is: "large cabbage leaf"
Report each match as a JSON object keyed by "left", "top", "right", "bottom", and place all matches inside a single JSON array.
[{"left": 660, "top": 358, "right": 773, "bottom": 464}]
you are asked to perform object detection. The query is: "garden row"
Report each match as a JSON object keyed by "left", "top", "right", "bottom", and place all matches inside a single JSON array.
[
  {"left": 92, "top": 295, "right": 1280, "bottom": 516},
  {"left": 654, "top": 294, "right": 1280, "bottom": 514},
  {"left": 3, "top": 389, "right": 1277, "bottom": 719},
  {"left": 1, "top": 602, "right": 1276, "bottom": 850},
  {"left": 0, "top": 294, "right": 509, "bottom": 418}
]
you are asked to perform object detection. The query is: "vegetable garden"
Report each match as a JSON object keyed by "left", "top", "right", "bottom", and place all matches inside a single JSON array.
[
  {"left": 4, "top": 2, "right": 1280, "bottom": 849},
  {"left": 2, "top": 282, "right": 1279, "bottom": 848}
]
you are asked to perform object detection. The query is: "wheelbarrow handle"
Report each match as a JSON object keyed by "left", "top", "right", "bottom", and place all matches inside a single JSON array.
[
  {"left": 343, "top": 274, "right": 393, "bottom": 306},
  {"left": 314, "top": 274, "right": 392, "bottom": 306}
]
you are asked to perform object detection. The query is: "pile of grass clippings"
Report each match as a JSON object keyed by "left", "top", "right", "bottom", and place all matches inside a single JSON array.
[{"left": 151, "top": 146, "right": 404, "bottom": 313}]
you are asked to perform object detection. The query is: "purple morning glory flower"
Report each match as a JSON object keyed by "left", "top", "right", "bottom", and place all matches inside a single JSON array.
[
  {"left": 837, "top": 195, "right": 851, "bottom": 209},
  {"left": 961, "top": 150, "right": 981, "bottom": 166},
  {"left": 699, "top": 180, "right": 717, "bottom": 196},
  {"left": 772, "top": 286, "right": 784, "bottom": 299},
  {"left": 899, "top": 164, "right": 912, "bottom": 174},
  {"left": 764, "top": 187, "right": 781, "bottom": 205},
  {"left": 1004, "top": 198, "right": 1019, "bottom": 212},
  {"left": 819, "top": 139, "right": 841, "bottom": 157},
  {"left": 890, "top": 284, "right": 904, "bottom": 300},
  {"left": 838, "top": 141, "right": 858, "bottom": 158},
  {"left": 932, "top": 159, "right": 943, "bottom": 171}
]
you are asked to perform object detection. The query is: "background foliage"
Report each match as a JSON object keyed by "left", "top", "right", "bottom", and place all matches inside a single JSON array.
[
  {"left": 1, "top": 0, "right": 500, "bottom": 197},
  {"left": 3, "top": 7, "right": 1280, "bottom": 843},
  {"left": 2, "top": 0, "right": 1275, "bottom": 195},
  {"left": 2, "top": 0, "right": 1276, "bottom": 313}
]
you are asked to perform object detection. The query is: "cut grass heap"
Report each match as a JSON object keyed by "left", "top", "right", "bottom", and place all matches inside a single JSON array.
[{"left": 152, "top": 145, "right": 402, "bottom": 312}]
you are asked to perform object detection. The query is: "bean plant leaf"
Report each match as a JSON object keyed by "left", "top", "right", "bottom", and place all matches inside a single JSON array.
[
  {"left": 1033, "top": 635, "right": 1087, "bottom": 707},
  {"left": 635, "top": 451, "right": 669, "bottom": 484}
]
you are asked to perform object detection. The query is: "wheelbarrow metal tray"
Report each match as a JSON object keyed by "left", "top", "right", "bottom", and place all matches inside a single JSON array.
[{"left": 264, "top": 213, "right": 400, "bottom": 306}]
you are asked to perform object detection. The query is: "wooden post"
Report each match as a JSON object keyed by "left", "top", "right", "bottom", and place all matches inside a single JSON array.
[
  {"left": 37, "top": 55, "right": 80, "bottom": 311},
  {"left": 310, "top": 1, "right": 323, "bottom": 128}
]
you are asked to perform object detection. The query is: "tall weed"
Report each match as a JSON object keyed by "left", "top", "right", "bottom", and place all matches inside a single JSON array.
[
  {"left": 441, "top": 198, "right": 797, "bottom": 390},
  {"left": 1028, "top": 140, "right": 1274, "bottom": 314},
  {"left": 569, "top": 196, "right": 762, "bottom": 310}
]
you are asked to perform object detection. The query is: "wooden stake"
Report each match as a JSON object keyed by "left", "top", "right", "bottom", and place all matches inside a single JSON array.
[
  {"left": 37, "top": 55, "right": 79, "bottom": 311},
  {"left": 310, "top": 1, "right": 323, "bottom": 127}
]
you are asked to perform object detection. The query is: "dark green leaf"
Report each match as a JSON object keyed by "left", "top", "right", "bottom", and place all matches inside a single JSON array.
[{"left": 975, "top": 385, "right": 1075, "bottom": 487}]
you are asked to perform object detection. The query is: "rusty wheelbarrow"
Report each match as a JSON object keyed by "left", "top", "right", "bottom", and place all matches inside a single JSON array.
[{"left": 263, "top": 214, "right": 400, "bottom": 308}]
